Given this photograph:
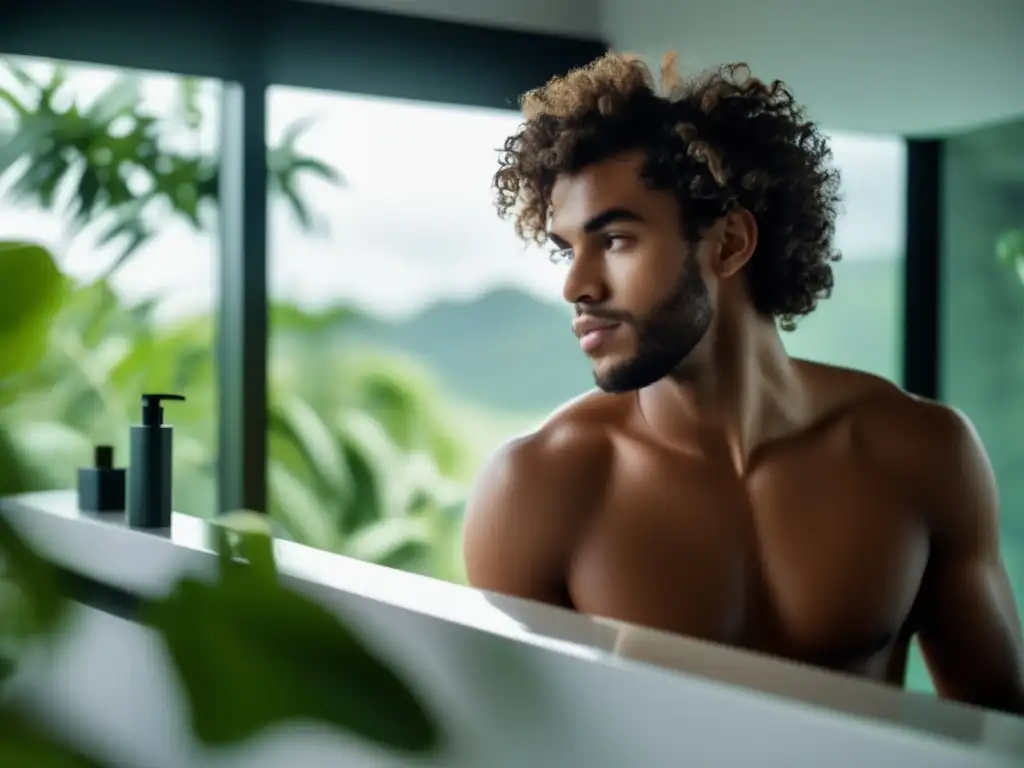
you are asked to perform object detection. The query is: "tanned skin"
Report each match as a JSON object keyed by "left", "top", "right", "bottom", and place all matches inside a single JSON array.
[{"left": 463, "top": 151, "right": 1024, "bottom": 715}]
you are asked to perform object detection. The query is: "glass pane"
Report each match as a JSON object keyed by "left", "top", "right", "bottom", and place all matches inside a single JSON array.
[
  {"left": 935, "top": 117, "right": 1024, "bottom": 691},
  {"left": 0, "top": 55, "right": 221, "bottom": 517},
  {"left": 267, "top": 87, "right": 581, "bottom": 580},
  {"left": 781, "top": 133, "right": 906, "bottom": 381}
]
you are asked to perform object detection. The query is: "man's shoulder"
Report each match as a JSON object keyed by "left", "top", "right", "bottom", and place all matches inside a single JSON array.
[
  {"left": 487, "top": 389, "right": 624, "bottom": 482},
  {"left": 467, "top": 390, "right": 625, "bottom": 515},
  {"left": 800, "top": 359, "right": 970, "bottom": 445},
  {"left": 834, "top": 370, "right": 977, "bottom": 460},
  {"left": 810, "top": 363, "right": 988, "bottom": 510}
]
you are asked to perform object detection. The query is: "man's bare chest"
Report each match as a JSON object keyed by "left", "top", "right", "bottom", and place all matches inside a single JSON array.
[{"left": 565, "top": 449, "right": 931, "bottom": 673}]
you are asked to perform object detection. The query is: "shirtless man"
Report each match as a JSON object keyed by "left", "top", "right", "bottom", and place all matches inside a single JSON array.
[{"left": 462, "top": 51, "right": 1024, "bottom": 714}]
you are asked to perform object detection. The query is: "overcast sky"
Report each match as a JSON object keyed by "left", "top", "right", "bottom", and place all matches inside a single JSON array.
[{"left": 0, "top": 59, "right": 905, "bottom": 323}]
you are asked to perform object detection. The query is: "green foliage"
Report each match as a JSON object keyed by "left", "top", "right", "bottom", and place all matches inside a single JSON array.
[
  {"left": 0, "top": 57, "right": 465, "bottom": 763},
  {"left": 0, "top": 238, "right": 115, "bottom": 766},
  {"left": 267, "top": 336, "right": 469, "bottom": 579},
  {"left": 996, "top": 228, "right": 1024, "bottom": 284},
  {"left": 0, "top": 493, "right": 442, "bottom": 766},
  {"left": 0, "top": 242, "right": 69, "bottom": 648},
  {"left": 0, "top": 59, "right": 340, "bottom": 278},
  {"left": 0, "top": 57, "right": 471, "bottom": 582},
  {"left": 0, "top": 241, "right": 64, "bottom": 379},
  {"left": 0, "top": 513, "right": 70, "bottom": 646},
  {"left": 0, "top": 704, "right": 111, "bottom": 768},
  {"left": 147, "top": 523, "right": 440, "bottom": 752}
]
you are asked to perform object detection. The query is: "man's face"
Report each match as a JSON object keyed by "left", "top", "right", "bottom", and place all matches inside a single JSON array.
[{"left": 548, "top": 151, "right": 713, "bottom": 393}]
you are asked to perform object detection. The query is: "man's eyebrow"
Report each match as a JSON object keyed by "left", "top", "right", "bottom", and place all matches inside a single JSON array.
[
  {"left": 547, "top": 207, "right": 645, "bottom": 247},
  {"left": 583, "top": 207, "right": 644, "bottom": 232}
]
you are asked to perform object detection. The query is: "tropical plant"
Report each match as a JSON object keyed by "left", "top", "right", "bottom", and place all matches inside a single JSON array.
[
  {"left": 0, "top": 57, "right": 339, "bottom": 277},
  {"left": 0, "top": 276, "right": 470, "bottom": 580},
  {"left": 269, "top": 305, "right": 470, "bottom": 581},
  {"left": 0, "top": 275, "right": 472, "bottom": 578}
]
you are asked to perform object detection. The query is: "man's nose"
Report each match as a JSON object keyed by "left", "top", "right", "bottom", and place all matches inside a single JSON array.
[{"left": 562, "top": 250, "right": 608, "bottom": 306}]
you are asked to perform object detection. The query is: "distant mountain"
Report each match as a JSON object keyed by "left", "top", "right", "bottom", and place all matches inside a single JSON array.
[
  {"left": 332, "top": 256, "right": 902, "bottom": 416},
  {"left": 346, "top": 288, "right": 592, "bottom": 414}
]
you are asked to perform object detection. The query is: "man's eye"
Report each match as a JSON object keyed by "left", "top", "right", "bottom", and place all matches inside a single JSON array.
[{"left": 605, "top": 234, "right": 630, "bottom": 250}]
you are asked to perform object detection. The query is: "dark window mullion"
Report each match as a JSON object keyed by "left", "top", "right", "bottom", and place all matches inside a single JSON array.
[
  {"left": 902, "top": 139, "right": 943, "bottom": 399},
  {"left": 217, "top": 30, "right": 269, "bottom": 514}
]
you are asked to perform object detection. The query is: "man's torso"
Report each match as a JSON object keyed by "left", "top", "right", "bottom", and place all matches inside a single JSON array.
[{"left": 549, "top": 363, "right": 935, "bottom": 683}]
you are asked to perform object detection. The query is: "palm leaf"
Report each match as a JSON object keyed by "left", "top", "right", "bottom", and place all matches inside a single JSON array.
[
  {"left": 268, "top": 460, "right": 342, "bottom": 551},
  {"left": 268, "top": 393, "right": 354, "bottom": 510}
]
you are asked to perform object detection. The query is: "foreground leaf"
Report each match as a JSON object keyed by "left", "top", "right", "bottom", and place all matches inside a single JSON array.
[
  {"left": 144, "top": 554, "right": 440, "bottom": 752},
  {"left": 0, "top": 650, "right": 14, "bottom": 685},
  {"left": 996, "top": 228, "right": 1024, "bottom": 280},
  {"left": 0, "top": 513, "right": 70, "bottom": 642},
  {"left": 0, "top": 241, "right": 64, "bottom": 378},
  {"left": 0, "top": 703, "right": 113, "bottom": 768}
]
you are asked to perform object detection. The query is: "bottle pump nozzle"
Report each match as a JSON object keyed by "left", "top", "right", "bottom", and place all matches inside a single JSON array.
[{"left": 141, "top": 393, "right": 186, "bottom": 426}]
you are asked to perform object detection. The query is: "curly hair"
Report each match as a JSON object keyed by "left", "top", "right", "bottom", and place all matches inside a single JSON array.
[{"left": 493, "top": 51, "right": 842, "bottom": 330}]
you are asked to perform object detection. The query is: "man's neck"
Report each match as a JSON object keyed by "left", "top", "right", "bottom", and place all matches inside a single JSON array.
[{"left": 637, "top": 313, "right": 809, "bottom": 475}]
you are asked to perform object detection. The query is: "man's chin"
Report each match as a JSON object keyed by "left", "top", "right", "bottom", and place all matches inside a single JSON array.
[
  {"left": 593, "top": 360, "right": 640, "bottom": 394},
  {"left": 593, "top": 355, "right": 671, "bottom": 394}
]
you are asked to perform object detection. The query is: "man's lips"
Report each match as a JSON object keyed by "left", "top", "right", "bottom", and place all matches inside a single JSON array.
[{"left": 572, "top": 315, "right": 622, "bottom": 354}]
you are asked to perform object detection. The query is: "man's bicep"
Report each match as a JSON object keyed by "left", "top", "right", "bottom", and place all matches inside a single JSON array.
[
  {"left": 916, "top": 407, "right": 1024, "bottom": 713},
  {"left": 917, "top": 553, "right": 1024, "bottom": 712}
]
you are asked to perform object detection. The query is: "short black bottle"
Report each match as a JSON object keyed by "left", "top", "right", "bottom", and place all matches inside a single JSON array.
[
  {"left": 77, "top": 445, "right": 126, "bottom": 513},
  {"left": 127, "top": 393, "right": 185, "bottom": 530}
]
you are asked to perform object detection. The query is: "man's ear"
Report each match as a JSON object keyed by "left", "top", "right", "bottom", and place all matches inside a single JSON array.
[{"left": 708, "top": 207, "right": 758, "bottom": 279}]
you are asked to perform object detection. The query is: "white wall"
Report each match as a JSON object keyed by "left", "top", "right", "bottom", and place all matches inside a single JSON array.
[
  {"left": 297, "top": 0, "right": 1022, "bottom": 136},
  {"left": 600, "top": 0, "right": 1024, "bottom": 136}
]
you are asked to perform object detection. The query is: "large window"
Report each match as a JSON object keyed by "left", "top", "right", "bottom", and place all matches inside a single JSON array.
[
  {"left": 0, "top": 56, "right": 222, "bottom": 517},
  {"left": 782, "top": 133, "right": 906, "bottom": 382}
]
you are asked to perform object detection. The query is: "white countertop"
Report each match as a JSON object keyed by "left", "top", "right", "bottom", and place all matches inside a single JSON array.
[{"left": 3, "top": 490, "right": 1022, "bottom": 767}]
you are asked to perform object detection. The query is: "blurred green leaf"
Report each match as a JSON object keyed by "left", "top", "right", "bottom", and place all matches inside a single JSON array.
[
  {"left": 268, "top": 459, "right": 342, "bottom": 548},
  {"left": 0, "top": 241, "right": 64, "bottom": 378},
  {"left": 0, "top": 514, "right": 69, "bottom": 642},
  {"left": 0, "top": 426, "right": 41, "bottom": 495},
  {"left": 269, "top": 394, "right": 354, "bottom": 507},
  {"left": 0, "top": 651, "right": 14, "bottom": 685},
  {"left": 212, "top": 512, "right": 277, "bottom": 584},
  {"left": 0, "top": 58, "right": 342, "bottom": 276},
  {"left": 0, "top": 704, "right": 113, "bottom": 768},
  {"left": 342, "top": 516, "right": 432, "bottom": 571},
  {"left": 144, "top": 531, "right": 441, "bottom": 753},
  {"left": 996, "top": 229, "right": 1024, "bottom": 267}
]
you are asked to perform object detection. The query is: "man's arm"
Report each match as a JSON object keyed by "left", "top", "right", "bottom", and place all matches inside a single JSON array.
[
  {"left": 914, "top": 406, "right": 1024, "bottom": 714},
  {"left": 462, "top": 425, "right": 609, "bottom": 606}
]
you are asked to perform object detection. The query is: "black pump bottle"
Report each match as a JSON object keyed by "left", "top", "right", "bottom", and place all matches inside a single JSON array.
[{"left": 127, "top": 393, "right": 185, "bottom": 530}]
